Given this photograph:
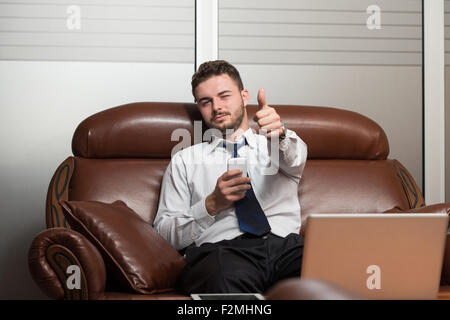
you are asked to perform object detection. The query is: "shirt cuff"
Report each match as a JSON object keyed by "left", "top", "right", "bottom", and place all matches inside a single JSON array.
[
  {"left": 192, "top": 198, "right": 215, "bottom": 230},
  {"left": 279, "top": 129, "right": 294, "bottom": 153}
]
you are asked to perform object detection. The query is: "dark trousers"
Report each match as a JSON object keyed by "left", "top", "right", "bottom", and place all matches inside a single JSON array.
[{"left": 176, "top": 233, "right": 304, "bottom": 294}]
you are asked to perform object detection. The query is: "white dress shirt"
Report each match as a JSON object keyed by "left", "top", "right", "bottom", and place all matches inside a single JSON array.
[{"left": 154, "top": 128, "right": 308, "bottom": 250}]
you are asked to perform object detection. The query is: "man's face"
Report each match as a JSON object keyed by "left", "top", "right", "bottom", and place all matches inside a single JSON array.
[{"left": 194, "top": 74, "right": 249, "bottom": 133}]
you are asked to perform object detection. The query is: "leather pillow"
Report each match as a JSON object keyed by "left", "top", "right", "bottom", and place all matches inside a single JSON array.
[{"left": 60, "top": 200, "right": 186, "bottom": 294}]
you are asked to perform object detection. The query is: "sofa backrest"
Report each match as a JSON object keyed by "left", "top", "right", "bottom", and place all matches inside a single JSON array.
[
  {"left": 71, "top": 102, "right": 389, "bottom": 160},
  {"left": 47, "top": 102, "right": 422, "bottom": 228}
]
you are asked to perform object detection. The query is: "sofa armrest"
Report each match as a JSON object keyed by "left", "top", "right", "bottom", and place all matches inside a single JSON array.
[
  {"left": 383, "top": 203, "right": 450, "bottom": 216},
  {"left": 28, "top": 227, "right": 106, "bottom": 300},
  {"left": 383, "top": 203, "right": 450, "bottom": 285}
]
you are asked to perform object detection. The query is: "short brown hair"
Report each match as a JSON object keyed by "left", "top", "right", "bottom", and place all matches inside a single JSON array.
[{"left": 191, "top": 60, "right": 244, "bottom": 101}]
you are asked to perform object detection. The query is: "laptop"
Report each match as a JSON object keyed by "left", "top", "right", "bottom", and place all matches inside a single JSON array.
[{"left": 301, "top": 213, "right": 449, "bottom": 299}]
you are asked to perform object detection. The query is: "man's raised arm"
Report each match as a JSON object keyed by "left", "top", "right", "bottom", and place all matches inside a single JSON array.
[{"left": 254, "top": 88, "right": 308, "bottom": 182}]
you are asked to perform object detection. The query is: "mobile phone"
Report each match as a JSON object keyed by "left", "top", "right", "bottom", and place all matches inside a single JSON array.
[{"left": 227, "top": 157, "right": 247, "bottom": 177}]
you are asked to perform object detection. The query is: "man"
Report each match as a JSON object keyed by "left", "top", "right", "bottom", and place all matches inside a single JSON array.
[{"left": 154, "top": 60, "right": 307, "bottom": 294}]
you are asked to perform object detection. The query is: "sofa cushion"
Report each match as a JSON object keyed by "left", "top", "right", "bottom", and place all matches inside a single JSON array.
[
  {"left": 60, "top": 200, "right": 186, "bottom": 294},
  {"left": 69, "top": 157, "right": 169, "bottom": 224}
]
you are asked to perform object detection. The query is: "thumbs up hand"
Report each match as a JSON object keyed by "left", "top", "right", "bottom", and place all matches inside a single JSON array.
[
  {"left": 257, "top": 88, "right": 268, "bottom": 109},
  {"left": 254, "top": 88, "right": 285, "bottom": 139}
]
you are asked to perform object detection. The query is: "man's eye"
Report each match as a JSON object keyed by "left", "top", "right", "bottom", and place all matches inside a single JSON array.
[{"left": 221, "top": 95, "right": 230, "bottom": 99}]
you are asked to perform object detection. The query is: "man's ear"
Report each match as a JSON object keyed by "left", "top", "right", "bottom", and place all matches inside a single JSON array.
[{"left": 241, "top": 89, "right": 250, "bottom": 106}]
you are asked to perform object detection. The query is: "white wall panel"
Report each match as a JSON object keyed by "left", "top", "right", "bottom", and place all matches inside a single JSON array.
[
  {"left": 219, "top": 0, "right": 421, "bottom": 66},
  {"left": 444, "top": 0, "right": 450, "bottom": 202},
  {"left": 0, "top": 0, "right": 194, "bottom": 62}
]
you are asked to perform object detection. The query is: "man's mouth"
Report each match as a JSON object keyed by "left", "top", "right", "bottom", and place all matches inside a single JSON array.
[{"left": 214, "top": 114, "right": 228, "bottom": 121}]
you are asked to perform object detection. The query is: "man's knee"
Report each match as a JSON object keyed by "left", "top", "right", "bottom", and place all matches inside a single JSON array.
[
  {"left": 177, "top": 246, "right": 264, "bottom": 294},
  {"left": 177, "top": 247, "right": 232, "bottom": 293}
]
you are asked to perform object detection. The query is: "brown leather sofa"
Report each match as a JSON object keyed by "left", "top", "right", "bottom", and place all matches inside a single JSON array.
[{"left": 28, "top": 102, "right": 450, "bottom": 300}]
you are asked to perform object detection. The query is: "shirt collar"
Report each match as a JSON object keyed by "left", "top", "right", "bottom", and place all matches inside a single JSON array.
[{"left": 208, "top": 128, "right": 256, "bottom": 153}]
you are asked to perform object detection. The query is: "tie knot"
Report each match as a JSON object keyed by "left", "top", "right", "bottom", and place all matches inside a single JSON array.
[{"left": 222, "top": 138, "right": 247, "bottom": 158}]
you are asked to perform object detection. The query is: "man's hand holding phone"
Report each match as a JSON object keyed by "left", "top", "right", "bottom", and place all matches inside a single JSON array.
[{"left": 205, "top": 158, "right": 250, "bottom": 216}]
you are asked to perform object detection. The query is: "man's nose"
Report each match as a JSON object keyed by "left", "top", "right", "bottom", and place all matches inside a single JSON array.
[{"left": 211, "top": 97, "right": 223, "bottom": 112}]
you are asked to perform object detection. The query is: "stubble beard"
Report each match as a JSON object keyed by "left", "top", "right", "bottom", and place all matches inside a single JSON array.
[{"left": 209, "top": 100, "right": 245, "bottom": 135}]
